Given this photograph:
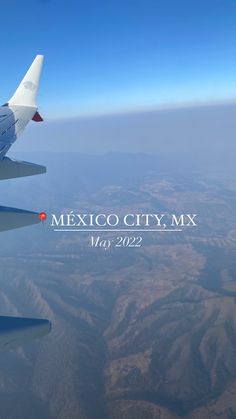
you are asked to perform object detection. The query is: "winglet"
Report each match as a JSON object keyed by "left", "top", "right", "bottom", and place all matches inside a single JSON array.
[{"left": 8, "top": 55, "right": 44, "bottom": 108}]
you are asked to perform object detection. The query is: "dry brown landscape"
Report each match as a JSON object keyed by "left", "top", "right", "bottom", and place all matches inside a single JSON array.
[{"left": 0, "top": 153, "right": 235, "bottom": 419}]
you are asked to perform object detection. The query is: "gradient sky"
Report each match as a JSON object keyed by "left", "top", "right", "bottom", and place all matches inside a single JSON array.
[{"left": 1, "top": 0, "right": 236, "bottom": 117}]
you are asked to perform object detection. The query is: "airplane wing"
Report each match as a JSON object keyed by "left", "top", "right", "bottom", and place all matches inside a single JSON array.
[
  {"left": 0, "top": 316, "right": 51, "bottom": 351},
  {"left": 0, "top": 55, "right": 45, "bottom": 171},
  {"left": 0, "top": 157, "right": 46, "bottom": 180},
  {"left": 0, "top": 206, "right": 41, "bottom": 232},
  {"left": 0, "top": 56, "right": 46, "bottom": 232}
]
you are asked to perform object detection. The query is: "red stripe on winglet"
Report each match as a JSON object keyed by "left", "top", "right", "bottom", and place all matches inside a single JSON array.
[{"left": 32, "top": 111, "right": 43, "bottom": 122}]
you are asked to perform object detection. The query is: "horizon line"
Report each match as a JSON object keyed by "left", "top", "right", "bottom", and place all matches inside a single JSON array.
[{"left": 43, "top": 98, "right": 236, "bottom": 122}]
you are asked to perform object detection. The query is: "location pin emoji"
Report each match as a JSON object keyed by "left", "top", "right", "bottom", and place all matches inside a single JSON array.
[{"left": 39, "top": 211, "right": 47, "bottom": 223}]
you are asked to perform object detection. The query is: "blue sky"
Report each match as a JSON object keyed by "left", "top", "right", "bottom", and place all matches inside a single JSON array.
[{"left": 1, "top": 0, "right": 236, "bottom": 117}]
